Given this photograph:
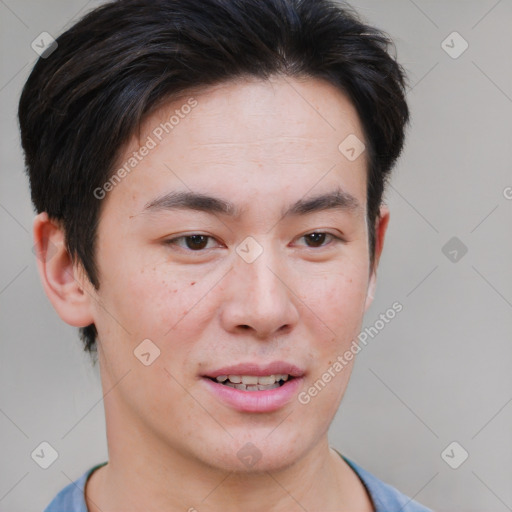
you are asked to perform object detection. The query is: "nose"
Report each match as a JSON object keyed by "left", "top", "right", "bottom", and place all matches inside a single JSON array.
[{"left": 219, "top": 243, "right": 300, "bottom": 339}]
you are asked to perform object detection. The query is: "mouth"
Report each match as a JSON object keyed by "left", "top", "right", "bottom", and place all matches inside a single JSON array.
[
  {"left": 201, "top": 361, "right": 305, "bottom": 412},
  {"left": 205, "top": 374, "right": 293, "bottom": 391}
]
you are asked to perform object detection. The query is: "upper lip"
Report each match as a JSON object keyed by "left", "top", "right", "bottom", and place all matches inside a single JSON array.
[{"left": 203, "top": 361, "right": 305, "bottom": 379}]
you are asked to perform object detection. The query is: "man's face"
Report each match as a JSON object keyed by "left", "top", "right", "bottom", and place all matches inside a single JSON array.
[{"left": 86, "top": 76, "right": 382, "bottom": 472}]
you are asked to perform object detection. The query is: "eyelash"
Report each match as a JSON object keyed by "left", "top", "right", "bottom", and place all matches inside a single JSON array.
[{"left": 164, "top": 232, "right": 343, "bottom": 252}]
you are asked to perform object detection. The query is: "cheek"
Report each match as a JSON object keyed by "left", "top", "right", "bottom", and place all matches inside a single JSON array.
[
  {"left": 125, "top": 273, "right": 197, "bottom": 336},
  {"left": 109, "top": 255, "right": 227, "bottom": 346},
  {"left": 301, "top": 266, "right": 368, "bottom": 332},
  {"left": 94, "top": 257, "right": 191, "bottom": 341}
]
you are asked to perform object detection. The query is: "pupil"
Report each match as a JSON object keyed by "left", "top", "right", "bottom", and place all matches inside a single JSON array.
[
  {"left": 186, "top": 235, "right": 207, "bottom": 250},
  {"left": 306, "top": 232, "right": 325, "bottom": 247}
]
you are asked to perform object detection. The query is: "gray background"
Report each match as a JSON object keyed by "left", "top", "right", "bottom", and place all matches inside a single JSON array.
[{"left": 1, "top": 1, "right": 511, "bottom": 510}]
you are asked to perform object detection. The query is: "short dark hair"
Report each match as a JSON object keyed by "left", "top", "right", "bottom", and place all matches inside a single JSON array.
[{"left": 18, "top": 0, "right": 410, "bottom": 356}]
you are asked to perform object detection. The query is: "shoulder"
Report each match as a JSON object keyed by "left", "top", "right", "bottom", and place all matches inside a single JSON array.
[
  {"left": 341, "top": 455, "right": 434, "bottom": 512},
  {"left": 43, "top": 462, "right": 107, "bottom": 512}
]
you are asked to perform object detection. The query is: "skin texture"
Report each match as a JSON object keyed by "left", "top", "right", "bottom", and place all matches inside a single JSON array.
[{"left": 34, "top": 75, "right": 389, "bottom": 511}]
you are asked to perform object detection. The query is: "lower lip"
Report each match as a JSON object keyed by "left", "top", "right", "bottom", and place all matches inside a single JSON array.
[{"left": 202, "top": 377, "right": 303, "bottom": 413}]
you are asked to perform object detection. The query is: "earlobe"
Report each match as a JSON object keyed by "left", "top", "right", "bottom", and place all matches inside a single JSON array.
[
  {"left": 364, "top": 205, "right": 390, "bottom": 312},
  {"left": 33, "top": 212, "right": 95, "bottom": 328}
]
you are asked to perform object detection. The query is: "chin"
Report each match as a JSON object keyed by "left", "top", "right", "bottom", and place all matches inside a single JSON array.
[{"left": 198, "top": 433, "right": 310, "bottom": 474}]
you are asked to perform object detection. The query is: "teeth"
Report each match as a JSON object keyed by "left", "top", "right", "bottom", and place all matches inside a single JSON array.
[
  {"left": 259, "top": 383, "right": 280, "bottom": 390},
  {"left": 234, "top": 382, "right": 281, "bottom": 392},
  {"left": 241, "top": 376, "right": 259, "bottom": 385},
  {"left": 257, "top": 375, "right": 276, "bottom": 385},
  {"left": 214, "top": 374, "right": 290, "bottom": 386}
]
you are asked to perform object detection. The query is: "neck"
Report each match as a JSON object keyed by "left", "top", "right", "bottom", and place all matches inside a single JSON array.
[
  {"left": 85, "top": 364, "right": 373, "bottom": 512},
  {"left": 86, "top": 416, "right": 370, "bottom": 511}
]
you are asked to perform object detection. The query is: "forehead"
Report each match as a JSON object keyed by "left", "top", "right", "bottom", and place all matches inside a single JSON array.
[
  {"left": 107, "top": 75, "right": 368, "bottom": 217},
  {"left": 139, "top": 75, "right": 364, "bottom": 151}
]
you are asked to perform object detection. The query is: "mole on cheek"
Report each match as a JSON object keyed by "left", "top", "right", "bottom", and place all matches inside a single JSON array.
[{"left": 190, "top": 281, "right": 196, "bottom": 286}]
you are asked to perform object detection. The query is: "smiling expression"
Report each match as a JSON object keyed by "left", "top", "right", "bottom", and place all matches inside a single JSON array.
[{"left": 84, "top": 74, "right": 384, "bottom": 472}]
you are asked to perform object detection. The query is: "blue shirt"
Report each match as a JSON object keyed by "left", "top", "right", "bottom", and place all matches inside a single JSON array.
[{"left": 43, "top": 454, "right": 433, "bottom": 511}]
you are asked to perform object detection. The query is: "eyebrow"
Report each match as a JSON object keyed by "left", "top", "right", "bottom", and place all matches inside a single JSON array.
[{"left": 142, "top": 186, "right": 362, "bottom": 219}]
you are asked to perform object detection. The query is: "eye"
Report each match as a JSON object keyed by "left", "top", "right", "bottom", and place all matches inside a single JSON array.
[
  {"left": 165, "top": 234, "right": 220, "bottom": 251},
  {"left": 164, "top": 231, "right": 342, "bottom": 252},
  {"left": 296, "top": 231, "right": 341, "bottom": 248}
]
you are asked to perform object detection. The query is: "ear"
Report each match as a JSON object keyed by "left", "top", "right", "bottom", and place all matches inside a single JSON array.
[
  {"left": 33, "top": 212, "right": 95, "bottom": 327},
  {"left": 364, "top": 204, "right": 390, "bottom": 312}
]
